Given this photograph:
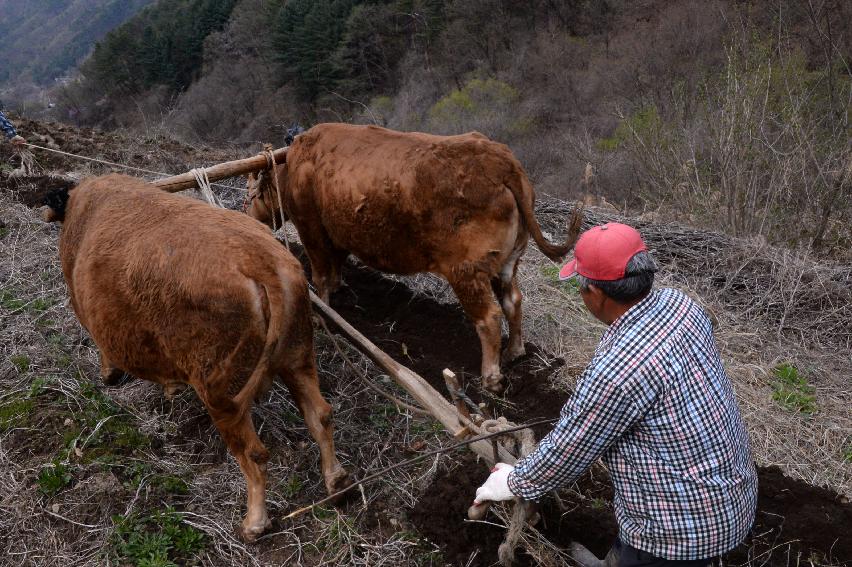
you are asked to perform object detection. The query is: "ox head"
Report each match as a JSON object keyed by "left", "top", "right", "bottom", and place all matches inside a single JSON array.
[
  {"left": 245, "top": 167, "right": 288, "bottom": 229},
  {"left": 41, "top": 179, "right": 78, "bottom": 223}
]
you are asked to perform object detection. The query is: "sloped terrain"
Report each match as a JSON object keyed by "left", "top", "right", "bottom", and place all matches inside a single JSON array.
[{"left": 1, "top": 121, "right": 850, "bottom": 566}]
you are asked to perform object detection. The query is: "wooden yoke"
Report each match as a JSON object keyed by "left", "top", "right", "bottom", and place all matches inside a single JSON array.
[{"left": 152, "top": 147, "right": 288, "bottom": 193}]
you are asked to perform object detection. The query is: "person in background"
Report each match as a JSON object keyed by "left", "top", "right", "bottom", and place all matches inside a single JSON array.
[
  {"left": 473, "top": 222, "right": 757, "bottom": 567},
  {"left": 1, "top": 108, "right": 26, "bottom": 146}
]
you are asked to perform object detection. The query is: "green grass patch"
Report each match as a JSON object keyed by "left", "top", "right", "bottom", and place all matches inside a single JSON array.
[
  {"left": 60, "top": 383, "right": 150, "bottom": 464},
  {"left": 843, "top": 444, "right": 852, "bottom": 463},
  {"left": 315, "top": 510, "right": 357, "bottom": 552},
  {"left": 109, "top": 507, "right": 205, "bottom": 566},
  {"left": 281, "top": 474, "right": 304, "bottom": 498},
  {"left": 410, "top": 419, "right": 445, "bottom": 436},
  {"left": 539, "top": 265, "right": 579, "bottom": 294},
  {"left": 0, "top": 396, "right": 34, "bottom": 431},
  {"left": 367, "top": 403, "right": 398, "bottom": 433},
  {"left": 0, "top": 376, "right": 52, "bottom": 431},
  {"left": 0, "top": 288, "right": 26, "bottom": 310},
  {"left": 55, "top": 353, "right": 74, "bottom": 368},
  {"left": 30, "top": 297, "right": 53, "bottom": 312},
  {"left": 123, "top": 463, "right": 189, "bottom": 495},
  {"left": 46, "top": 333, "right": 64, "bottom": 346},
  {"left": 10, "top": 354, "right": 30, "bottom": 373},
  {"left": 0, "top": 289, "right": 54, "bottom": 313},
  {"left": 281, "top": 408, "right": 303, "bottom": 426},
  {"left": 38, "top": 460, "right": 72, "bottom": 496},
  {"left": 771, "top": 363, "right": 817, "bottom": 414}
]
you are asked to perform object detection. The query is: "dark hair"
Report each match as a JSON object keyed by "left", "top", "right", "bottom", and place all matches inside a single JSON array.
[
  {"left": 577, "top": 251, "right": 658, "bottom": 303},
  {"left": 42, "top": 181, "right": 75, "bottom": 221}
]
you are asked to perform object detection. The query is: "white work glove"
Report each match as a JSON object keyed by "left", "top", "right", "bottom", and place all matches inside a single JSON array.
[
  {"left": 10, "top": 135, "right": 26, "bottom": 146},
  {"left": 473, "top": 462, "right": 515, "bottom": 505}
]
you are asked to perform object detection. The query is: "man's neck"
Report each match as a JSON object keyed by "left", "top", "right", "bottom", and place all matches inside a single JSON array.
[{"left": 604, "top": 291, "right": 651, "bottom": 325}]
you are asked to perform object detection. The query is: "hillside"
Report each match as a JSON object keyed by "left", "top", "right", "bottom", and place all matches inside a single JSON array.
[
  {"left": 23, "top": 0, "right": 851, "bottom": 258},
  {"left": 0, "top": 0, "right": 154, "bottom": 100}
]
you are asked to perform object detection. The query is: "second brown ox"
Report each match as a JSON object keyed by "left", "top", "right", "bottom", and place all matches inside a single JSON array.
[
  {"left": 43, "top": 174, "right": 352, "bottom": 541},
  {"left": 247, "top": 123, "right": 582, "bottom": 391}
]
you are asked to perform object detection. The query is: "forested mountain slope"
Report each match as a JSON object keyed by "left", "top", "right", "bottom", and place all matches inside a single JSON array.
[
  {"left": 15, "top": 0, "right": 852, "bottom": 256},
  {"left": 0, "top": 0, "right": 154, "bottom": 98}
]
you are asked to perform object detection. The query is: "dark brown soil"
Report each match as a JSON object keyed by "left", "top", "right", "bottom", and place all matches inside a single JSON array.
[
  {"left": 327, "top": 260, "right": 569, "bottom": 435},
  {"left": 325, "top": 259, "right": 852, "bottom": 567}
]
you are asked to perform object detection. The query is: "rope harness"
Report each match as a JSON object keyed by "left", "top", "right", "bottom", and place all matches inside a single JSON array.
[
  {"left": 18, "top": 141, "right": 234, "bottom": 190},
  {"left": 261, "top": 146, "right": 290, "bottom": 251},
  {"left": 190, "top": 167, "right": 220, "bottom": 208}
]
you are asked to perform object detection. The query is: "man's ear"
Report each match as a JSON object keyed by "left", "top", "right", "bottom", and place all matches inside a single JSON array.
[{"left": 584, "top": 283, "right": 609, "bottom": 311}]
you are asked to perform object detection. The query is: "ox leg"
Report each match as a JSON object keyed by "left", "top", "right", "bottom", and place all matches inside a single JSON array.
[
  {"left": 450, "top": 273, "right": 504, "bottom": 393},
  {"left": 492, "top": 271, "right": 526, "bottom": 364},
  {"left": 209, "top": 409, "right": 271, "bottom": 542},
  {"left": 280, "top": 362, "right": 352, "bottom": 496},
  {"left": 303, "top": 237, "right": 347, "bottom": 303}
]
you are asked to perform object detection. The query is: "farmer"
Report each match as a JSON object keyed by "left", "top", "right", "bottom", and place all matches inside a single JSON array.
[
  {"left": 1, "top": 108, "right": 26, "bottom": 146},
  {"left": 474, "top": 222, "right": 757, "bottom": 567}
]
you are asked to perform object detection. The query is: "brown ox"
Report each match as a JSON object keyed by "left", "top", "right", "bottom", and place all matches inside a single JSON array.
[
  {"left": 43, "top": 174, "right": 351, "bottom": 541},
  {"left": 246, "top": 123, "right": 582, "bottom": 391}
]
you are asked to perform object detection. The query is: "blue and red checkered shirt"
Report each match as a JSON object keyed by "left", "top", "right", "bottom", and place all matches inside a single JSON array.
[{"left": 508, "top": 288, "right": 757, "bottom": 560}]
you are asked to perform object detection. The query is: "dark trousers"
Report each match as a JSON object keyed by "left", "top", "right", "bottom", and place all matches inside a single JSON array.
[{"left": 611, "top": 539, "right": 717, "bottom": 567}]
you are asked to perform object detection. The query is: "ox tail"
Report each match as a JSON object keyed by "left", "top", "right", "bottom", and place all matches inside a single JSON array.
[
  {"left": 232, "top": 278, "right": 288, "bottom": 413},
  {"left": 504, "top": 174, "right": 584, "bottom": 261}
]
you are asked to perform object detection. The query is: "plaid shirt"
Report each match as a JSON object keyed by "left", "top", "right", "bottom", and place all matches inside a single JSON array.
[
  {"left": 508, "top": 288, "right": 757, "bottom": 560},
  {"left": 0, "top": 110, "right": 17, "bottom": 140}
]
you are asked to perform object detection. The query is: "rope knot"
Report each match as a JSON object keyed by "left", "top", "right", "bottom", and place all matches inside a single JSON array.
[{"left": 190, "top": 167, "right": 220, "bottom": 208}]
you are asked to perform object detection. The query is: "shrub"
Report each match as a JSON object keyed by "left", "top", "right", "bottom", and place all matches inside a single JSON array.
[{"left": 428, "top": 77, "right": 522, "bottom": 140}]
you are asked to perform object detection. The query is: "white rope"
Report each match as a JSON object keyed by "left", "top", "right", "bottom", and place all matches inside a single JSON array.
[
  {"left": 190, "top": 167, "right": 221, "bottom": 208},
  {"left": 478, "top": 417, "right": 538, "bottom": 567},
  {"left": 20, "top": 141, "right": 235, "bottom": 190},
  {"left": 263, "top": 148, "right": 290, "bottom": 251}
]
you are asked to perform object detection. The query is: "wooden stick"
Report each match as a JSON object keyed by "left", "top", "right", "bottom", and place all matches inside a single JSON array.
[
  {"left": 443, "top": 368, "right": 471, "bottom": 426},
  {"left": 309, "top": 290, "right": 516, "bottom": 466},
  {"left": 150, "top": 147, "right": 288, "bottom": 193}
]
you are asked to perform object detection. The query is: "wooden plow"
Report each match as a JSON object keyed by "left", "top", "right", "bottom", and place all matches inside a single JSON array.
[{"left": 152, "top": 149, "right": 542, "bottom": 566}]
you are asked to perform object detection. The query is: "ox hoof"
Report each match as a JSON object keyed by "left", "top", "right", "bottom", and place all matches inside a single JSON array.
[
  {"left": 238, "top": 518, "right": 272, "bottom": 544},
  {"left": 501, "top": 345, "right": 526, "bottom": 365},
  {"left": 325, "top": 468, "right": 354, "bottom": 502},
  {"left": 482, "top": 374, "right": 505, "bottom": 394},
  {"left": 102, "top": 368, "right": 132, "bottom": 387}
]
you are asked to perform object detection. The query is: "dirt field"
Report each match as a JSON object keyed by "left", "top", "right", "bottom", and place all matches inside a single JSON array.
[{"left": 1, "top": 123, "right": 850, "bottom": 566}]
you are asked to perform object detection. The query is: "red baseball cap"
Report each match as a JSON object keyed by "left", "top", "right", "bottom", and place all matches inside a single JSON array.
[{"left": 559, "top": 223, "right": 647, "bottom": 281}]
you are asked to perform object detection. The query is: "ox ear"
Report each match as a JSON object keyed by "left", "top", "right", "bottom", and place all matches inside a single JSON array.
[{"left": 42, "top": 181, "right": 75, "bottom": 223}]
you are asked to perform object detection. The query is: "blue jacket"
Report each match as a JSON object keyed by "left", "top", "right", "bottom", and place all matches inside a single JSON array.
[{"left": 1, "top": 110, "right": 18, "bottom": 140}]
